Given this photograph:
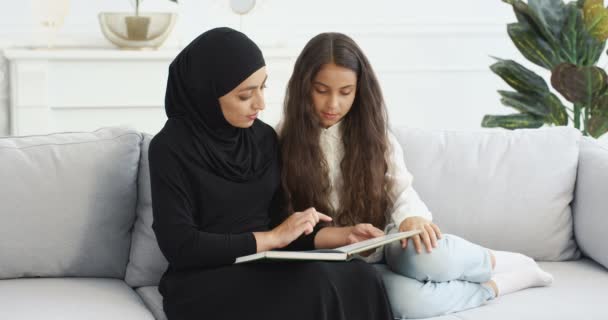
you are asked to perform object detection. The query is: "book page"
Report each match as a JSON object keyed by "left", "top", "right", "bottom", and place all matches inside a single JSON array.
[{"left": 333, "top": 230, "right": 421, "bottom": 255}]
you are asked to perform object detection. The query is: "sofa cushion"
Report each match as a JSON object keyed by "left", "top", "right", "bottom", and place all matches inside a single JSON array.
[
  {"left": 392, "top": 126, "right": 581, "bottom": 261},
  {"left": 141, "top": 260, "right": 608, "bottom": 320},
  {"left": 137, "top": 286, "right": 168, "bottom": 320},
  {"left": 0, "top": 127, "right": 141, "bottom": 279},
  {"left": 573, "top": 137, "right": 608, "bottom": 269},
  {"left": 125, "top": 134, "right": 169, "bottom": 288},
  {"left": 0, "top": 278, "right": 154, "bottom": 319},
  {"left": 377, "top": 259, "right": 608, "bottom": 320},
  {"left": 444, "top": 259, "right": 607, "bottom": 319},
  {"left": 375, "top": 259, "right": 608, "bottom": 320}
]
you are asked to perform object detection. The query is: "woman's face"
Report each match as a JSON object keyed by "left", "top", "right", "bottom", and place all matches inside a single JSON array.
[
  {"left": 311, "top": 63, "right": 357, "bottom": 128},
  {"left": 219, "top": 66, "right": 267, "bottom": 128}
]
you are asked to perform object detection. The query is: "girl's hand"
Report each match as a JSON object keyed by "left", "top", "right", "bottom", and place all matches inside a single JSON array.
[
  {"left": 346, "top": 223, "right": 385, "bottom": 245},
  {"left": 271, "top": 207, "right": 333, "bottom": 248},
  {"left": 399, "top": 217, "right": 442, "bottom": 254}
]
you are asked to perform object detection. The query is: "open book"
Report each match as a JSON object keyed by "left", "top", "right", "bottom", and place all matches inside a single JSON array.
[{"left": 234, "top": 229, "right": 421, "bottom": 264}]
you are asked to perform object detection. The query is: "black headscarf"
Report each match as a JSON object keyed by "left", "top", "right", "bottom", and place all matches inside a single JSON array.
[{"left": 164, "top": 27, "right": 272, "bottom": 182}]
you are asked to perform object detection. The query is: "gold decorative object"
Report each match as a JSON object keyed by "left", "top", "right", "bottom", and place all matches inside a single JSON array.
[{"left": 98, "top": 12, "right": 177, "bottom": 49}]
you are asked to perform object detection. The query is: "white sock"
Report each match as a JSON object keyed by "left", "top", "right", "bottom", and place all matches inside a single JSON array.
[
  {"left": 491, "top": 264, "right": 553, "bottom": 296},
  {"left": 491, "top": 250, "right": 537, "bottom": 274}
]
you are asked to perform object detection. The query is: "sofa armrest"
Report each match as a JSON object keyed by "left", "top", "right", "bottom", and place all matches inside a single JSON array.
[{"left": 573, "top": 136, "right": 608, "bottom": 269}]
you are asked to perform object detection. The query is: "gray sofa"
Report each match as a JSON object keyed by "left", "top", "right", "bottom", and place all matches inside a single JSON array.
[{"left": 0, "top": 126, "right": 606, "bottom": 320}]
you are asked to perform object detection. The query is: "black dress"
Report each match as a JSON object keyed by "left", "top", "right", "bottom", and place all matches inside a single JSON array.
[{"left": 149, "top": 118, "right": 394, "bottom": 320}]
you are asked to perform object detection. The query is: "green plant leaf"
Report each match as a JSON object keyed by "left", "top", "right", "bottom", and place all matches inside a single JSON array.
[
  {"left": 481, "top": 113, "right": 545, "bottom": 129},
  {"left": 497, "top": 90, "right": 551, "bottom": 116},
  {"left": 588, "top": 92, "right": 608, "bottom": 137},
  {"left": 529, "top": 0, "right": 567, "bottom": 39},
  {"left": 543, "top": 92, "right": 570, "bottom": 125},
  {"left": 550, "top": 62, "right": 607, "bottom": 103},
  {"left": 574, "top": 0, "right": 608, "bottom": 65},
  {"left": 583, "top": 0, "right": 608, "bottom": 41},
  {"left": 553, "top": 2, "right": 605, "bottom": 66},
  {"left": 560, "top": 3, "right": 582, "bottom": 63},
  {"left": 490, "top": 58, "right": 550, "bottom": 96},
  {"left": 577, "top": 28, "right": 606, "bottom": 65},
  {"left": 497, "top": 90, "right": 568, "bottom": 125},
  {"left": 587, "top": 113, "right": 608, "bottom": 137},
  {"left": 508, "top": 23, "right": 560, "bottom": 69},
  {"left": 503, "top": 0, "right": 559, "bottom": 45},
  {"left": 590, "top": 90, "right": 608, "bottom": 113}
]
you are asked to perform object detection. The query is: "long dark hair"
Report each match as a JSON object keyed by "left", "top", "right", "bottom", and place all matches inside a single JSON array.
[{"left": 280, "top": 32, "right": 393, "bottom": 228}]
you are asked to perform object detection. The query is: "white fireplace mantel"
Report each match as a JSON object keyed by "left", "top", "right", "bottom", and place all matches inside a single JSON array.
[
  {"left": 3, "top": 47, "right": 298, "bottom": 136},
  {"left": 3, "top": 48, "right": 179, "bottom": 136}
]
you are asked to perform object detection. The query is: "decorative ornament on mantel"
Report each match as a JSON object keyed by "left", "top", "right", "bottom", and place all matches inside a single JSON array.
[
  {"left": 230, "top": 0, "right": 257, "bottom": 31},
  {"left": 230, "top": 0, "right": 256, "bottom": 15},
  {"left": 98, "top": 0, "right": 178, "bottom": 50},
  {"left": 30, "top": 0, "right": 71, "bottom": 48}
]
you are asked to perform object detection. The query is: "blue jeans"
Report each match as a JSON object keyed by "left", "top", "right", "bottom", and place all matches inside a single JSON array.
[{"left": 382, "top": 232, "right": 495, "bottom": 319}]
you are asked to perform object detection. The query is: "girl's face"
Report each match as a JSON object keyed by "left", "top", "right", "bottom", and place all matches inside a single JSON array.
[
  {"left": 219, "top": 66, "right": 267, "bottom": 128},
  {"left": 311, "top": 63, "right": 357, "bottom": 128}
]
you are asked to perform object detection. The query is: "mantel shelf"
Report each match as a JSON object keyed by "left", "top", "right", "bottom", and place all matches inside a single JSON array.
[
  {"left": 3, "top": 47, "right": 180, "bottom": 61},
  {"left": 3, "top": 46, "right": 297, "bottom": 61},
  {"left": 3, "top": 46, "right": 292, "bottom": 136}
]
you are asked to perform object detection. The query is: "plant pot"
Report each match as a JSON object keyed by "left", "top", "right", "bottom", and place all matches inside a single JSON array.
[
  {"left": 125, "top": 16, "right": 151, "bottom": 40},
  {"left": 98, "top": 12, "right": 177, "bottom": 49}
]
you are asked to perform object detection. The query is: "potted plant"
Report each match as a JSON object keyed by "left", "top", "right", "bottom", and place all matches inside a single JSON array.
[
  {"left": 98, "top": 0, "right": 178, "bottom": 49},
  {"left": 127, "top": 0, "right": 177, "bottom": 40},
  {"left": 483, "top": 0, "right": 608, "bottom": 139}
]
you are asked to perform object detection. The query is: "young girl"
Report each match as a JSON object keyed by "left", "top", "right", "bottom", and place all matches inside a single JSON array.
[{"left": 279, "top": 32, "right": 554, "bottom": 318}]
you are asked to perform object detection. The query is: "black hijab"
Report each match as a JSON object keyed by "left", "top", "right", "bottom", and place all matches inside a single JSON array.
[{"left": 164, "top": 27, "right": 273, "bottom": 182}]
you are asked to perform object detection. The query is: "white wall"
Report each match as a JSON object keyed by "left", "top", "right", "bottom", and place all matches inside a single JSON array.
[{"left": 0, "top": 0, "right": 536, "bottom": 136}]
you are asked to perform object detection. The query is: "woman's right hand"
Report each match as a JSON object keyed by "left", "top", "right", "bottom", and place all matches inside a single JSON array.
[{"left": 271, "top": 207, "right": 333, "bottom": 248}]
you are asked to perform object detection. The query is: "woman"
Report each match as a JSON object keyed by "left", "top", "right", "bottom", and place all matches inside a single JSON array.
[
  {"left": 280, "top": 32, "right": 554, "bottom": 318},
  {"left": 149, "top": 27, "right": 394, "bottom": 320}
]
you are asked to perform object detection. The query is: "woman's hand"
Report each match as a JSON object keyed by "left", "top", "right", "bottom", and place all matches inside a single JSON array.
[
  {"left": 399, "top": 216, "right": 442, "bottom": 254},
  {"left": 269, "top": 207, "right": 332, "bottom": 249},
  {"left": 346, "top": 223, "right": 385, "bottom": 245}
]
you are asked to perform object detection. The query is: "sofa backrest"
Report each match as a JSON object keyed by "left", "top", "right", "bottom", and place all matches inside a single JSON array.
[
  {"left": 0, "top": 127, "right": 141, "bottom": 279},
  {"left": 572, "top": 136, "right": 608, "bottom": 269},
  {"left": 125, "top": 134, "right": 168, "bottom": 287},
  {"left": 125, "top": 126, "right": 584, "bottom": 288},
  {"left": 392, "top": 126, "right": 581, "bottom": 261}
]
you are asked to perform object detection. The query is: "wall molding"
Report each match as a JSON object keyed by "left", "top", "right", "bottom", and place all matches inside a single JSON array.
[
  {"left": 0, "top": 58, "right": 7, "bottom": 101},
  {"left": 249, "top": 22, "right": 506, "bottom": 36},
  {"left": 50, "top": 105, "right": 164, "bottom": 110}
]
